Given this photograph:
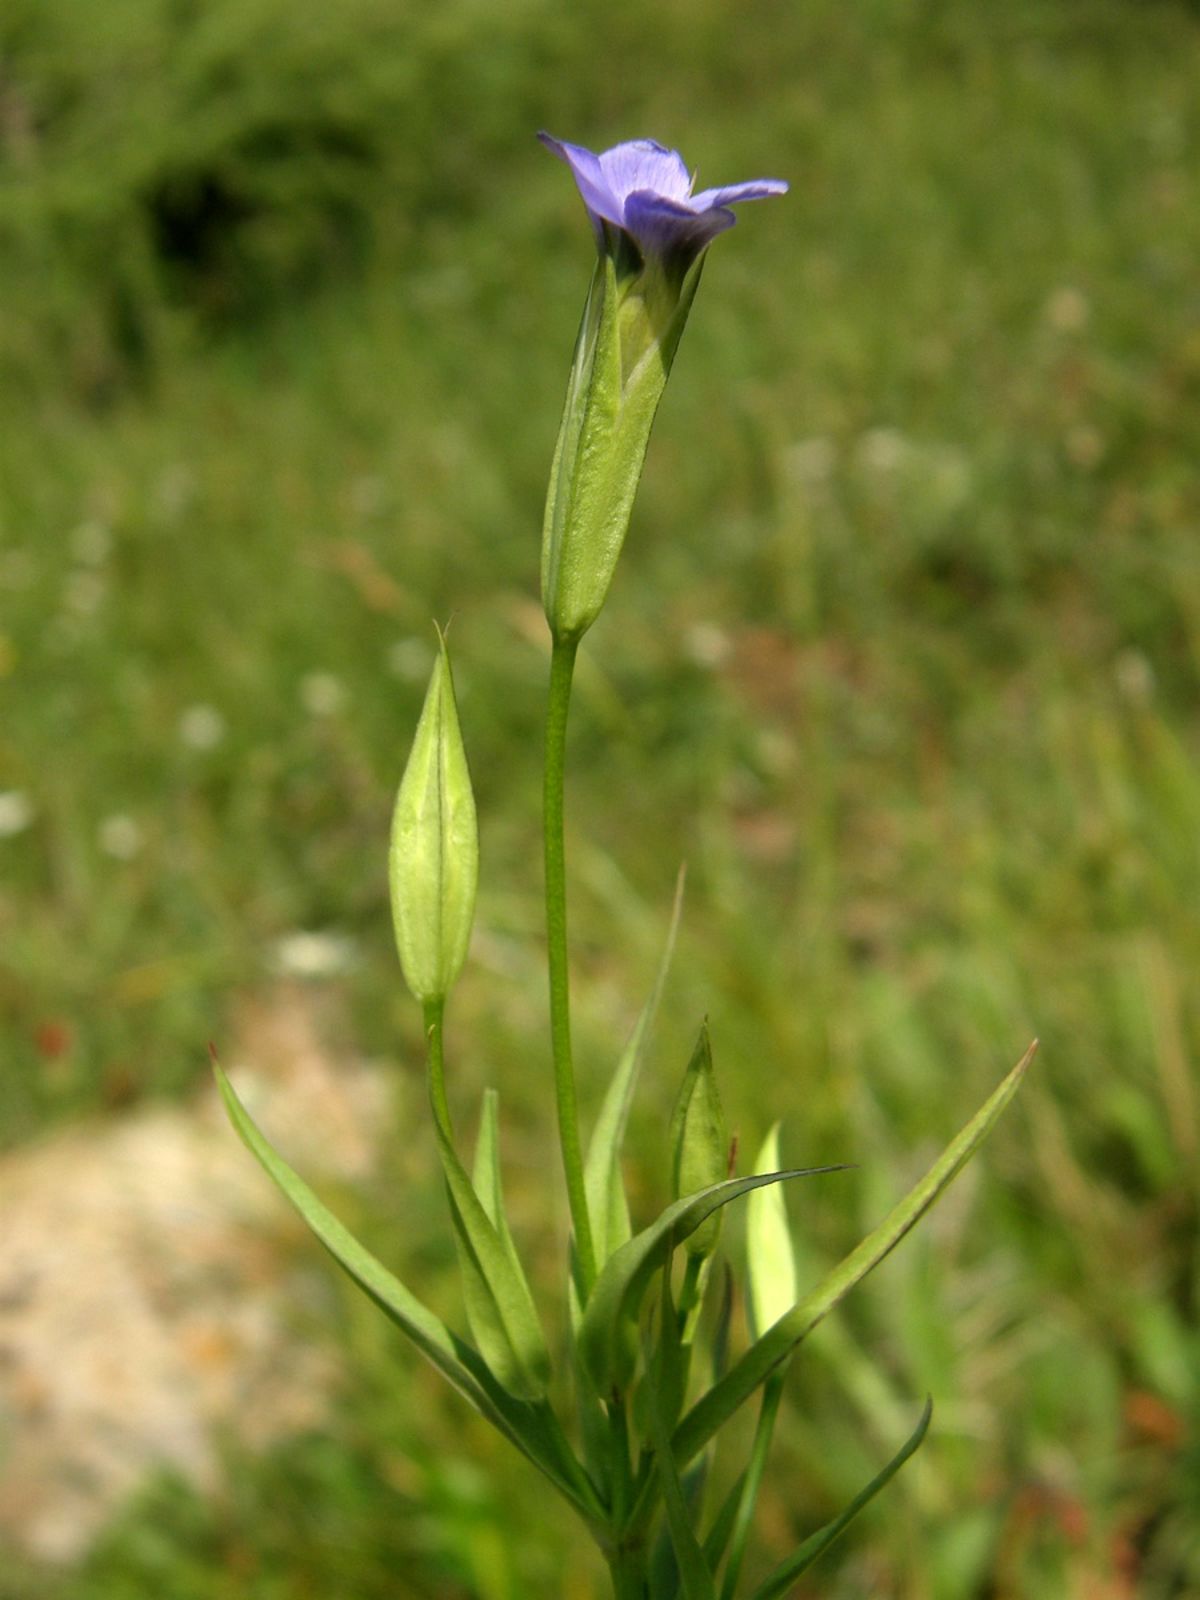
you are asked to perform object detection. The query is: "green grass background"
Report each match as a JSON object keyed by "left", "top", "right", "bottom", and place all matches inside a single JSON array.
[{"left": 1, "top": 0, "right": 1198, "bottom": 1593}]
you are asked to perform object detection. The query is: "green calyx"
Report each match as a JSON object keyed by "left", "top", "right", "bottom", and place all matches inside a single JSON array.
[{"left": 541, "top": 244, "right": 705, "bottom": 643}]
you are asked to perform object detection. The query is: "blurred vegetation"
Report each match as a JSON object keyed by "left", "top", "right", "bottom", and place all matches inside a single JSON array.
[{"left": 1, "top": 0, "right": 1198, "bottom": 1595}]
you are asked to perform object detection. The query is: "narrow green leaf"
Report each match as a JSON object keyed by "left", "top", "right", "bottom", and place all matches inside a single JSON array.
[
  {"left": 672, "top": 1046, "right": 1034, "bottom": 1470},
  {"left": 746, "top": 1124, "right": 797, "bottom": 1342},
  {"left": 719, "top": 1374, "right": 784, "bottom": 1600},
  {"left": 585, "top": 865, "right": 685, "bottom": 1265},
  {"left": 650, "top": 1456, "right": 711, "bottom": 1600},
  {"left": 214, "top": 1063, "right": 597, "bottom": 1519},
  {"left": 746, "top": 1398, "right": 932, "bottom": 1598},
  {"left": 435, "top": 1102, "right": 551, "bottom": 1403},
  {"left": 702, "top": 1473, "right": 745, "bottom": 1572},
  {"left": 579, "top": 1166, "right": 843, "bottom": 1397}
]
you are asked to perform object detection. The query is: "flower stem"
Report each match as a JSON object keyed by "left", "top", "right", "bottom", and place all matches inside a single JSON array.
[
  {"left": 543, "top": 633, "right": 598, "bottom": 1296},
  {"left": 606, "top": 1541, "right": 649, "bottom": 1600},
  {"left": 422, "top": 997, "right": 452, "bottom": 1143}
]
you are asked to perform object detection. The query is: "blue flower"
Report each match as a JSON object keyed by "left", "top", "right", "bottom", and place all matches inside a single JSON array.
[{"left": 539, "top": 133, "right": 787, "bottom": 265}]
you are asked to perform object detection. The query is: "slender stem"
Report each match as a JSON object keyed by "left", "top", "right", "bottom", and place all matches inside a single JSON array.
[
  {"left": 719, "top": 1373, "right": 784, "bottom": 1600},
  {"left": 607, "top": 1397, "right": 634, "bottom": 1528},
  {"left": 544, "top": 633, "right": 598, "bottom": 1293},
  {"left": 607, "top": 1541, "right": 649, "bottom": 1600},
  {"left": 422, "top": 997, "right": 452, "bottom": 1142}
]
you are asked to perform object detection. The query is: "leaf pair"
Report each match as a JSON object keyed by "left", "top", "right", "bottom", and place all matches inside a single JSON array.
[
  {"left": 433, "top": 1083, "right": 552, "bottom": 1403},
  {"left": 214, "top": 1062, "right": 601, "bottom": 1524}
]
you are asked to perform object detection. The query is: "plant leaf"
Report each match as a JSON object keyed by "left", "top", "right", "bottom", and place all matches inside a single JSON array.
[
  {"left": 214, "top": 1063, "right": 597, "bottom": 1519},
  {"left": 746, "top": 1398, "right": 932, "bottom": 1598},
  {"left": 434, "top": 1100, "right": 551, "bottom": 1402},
  {"left": 585, "top": 865, "right": 685, "bottom": 1264},
  {"left": 579, "top": 1166, "right": 843, "bottom": 1397},
  {"left": 702, "top": 1472, "right": 745, "bottom": 1572},
  {"left": 672, "top": 1046, "right": 1034, "bottom": 1470},
  {"left": 746, "top": 1124, "right": 797, "bottom": 1342}
]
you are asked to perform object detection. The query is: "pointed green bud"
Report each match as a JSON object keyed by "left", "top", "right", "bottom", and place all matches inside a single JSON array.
[
  {"left": 541, "top": 244, "right": 704, "bottom": 642},
  {"left": 746, "top": 1123, "right": 798, "bottom": 1340},
  {"left": 389, "top": 631, "right": 477, "bottom": 1004},
  {"left": 669, "top": 1022, "right": 729, "bottom": 1260}
]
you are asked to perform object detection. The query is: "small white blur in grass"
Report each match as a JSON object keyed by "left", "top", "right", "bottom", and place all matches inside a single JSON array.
[
  {"left": 98, "top": 814, "right": 143, "bottom": 860},
  {"left": 0, "top": 791, "right": 35, "bottom": 839},
  {"left": 271, "top": 930, "right": 359, "bottom": 979},
  {"left": 387, "top": 637, "right": 434, "bottom": 683},
  {"left": 178, "top": 704, "right": 226, "bottom": 750},
  {"left": 300, "top": 672, "right": 346, "bottom": 717}
]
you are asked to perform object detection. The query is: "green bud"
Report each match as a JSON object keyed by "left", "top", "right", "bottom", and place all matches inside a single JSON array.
[
  {"left": 389, "top": 631, "right": 477, "bottom": 1004},
  {"left": 746, "top": 1123, "right": 798, "bottom": 1340},
  {"left": 669, "top": 1022, "right": 729, "bottom": 1260},
  {"left": 541, "top": 241, "right": 704, "bottom": 642}
]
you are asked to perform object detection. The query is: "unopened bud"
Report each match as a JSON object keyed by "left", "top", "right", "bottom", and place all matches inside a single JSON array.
[{"left": 389, "top": 632, "right": 477, "bottom": 1004}]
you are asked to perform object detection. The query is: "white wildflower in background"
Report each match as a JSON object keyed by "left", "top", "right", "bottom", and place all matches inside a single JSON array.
[
  {"left": 0, "top": 791, "right": 34, "bottom": 839},
  {"left": 98, "top": 814, "right": 143, "bottom": 860},
  {"left": 387, "top": 638, "right": 434, "bottom": 683},
  {"left": 300, "top": 672, "right": 346, "bottom": 717},
  {"left": 178, "top": 704, "right": 226, "bottom": 751},
  {"left": 857, "top": 427, "right": 908, "bottom": 476},
  {"left": 683, "top": 621, "right": 732, "bottom": 671},
  {"left": 270, "top": 930, "right": 358, "bottom": 980}
]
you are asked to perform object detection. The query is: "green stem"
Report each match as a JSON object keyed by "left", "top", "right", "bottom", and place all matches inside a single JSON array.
[
  {"left": 422, "top": 997, "right": 452, "bottom": 1142},
  {"left": 607, "top": 1541, "right": 649, "bottom": 1600},
  {"left": 544, "top": 633, "right": 598, "bottom": 1294},
  {"left": 719, "top": 1373, "right": 784, "bottom": 1600}
]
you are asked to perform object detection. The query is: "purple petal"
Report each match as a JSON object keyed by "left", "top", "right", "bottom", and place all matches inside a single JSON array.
[
  {"left": 538, "top": 132, "right": 624, "bottom": 233},
  {"left": 596, "top": 140, "right": 693, "bottom": 208},
  {"left": 690, "top": 178, "right": 790, "bottom": 210},
  {"left": 622, "top": 190, "right": 737, "bottom": 258}
]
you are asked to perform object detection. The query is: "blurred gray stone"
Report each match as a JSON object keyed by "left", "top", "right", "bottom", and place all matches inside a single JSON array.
[{"left": 0, "top": 988, "right": 389, "bottom": 1561}]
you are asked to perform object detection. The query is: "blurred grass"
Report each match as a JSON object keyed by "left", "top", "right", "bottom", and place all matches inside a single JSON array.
[{"left": 1, "top": 0, "right": 1198, "bottom": 1594}]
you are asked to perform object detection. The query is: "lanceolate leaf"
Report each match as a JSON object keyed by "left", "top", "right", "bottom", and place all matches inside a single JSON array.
[
  {"left": 746, "top": 1399, "right": 932, "bottom": 1598},
  {"left": 746, "top": 1124, "right": 797, "bottom": 1342},
  {"left": 671, "top": 1046, "right": 1034, "bottom": 1470},
  {"left": 585, "top": 866, "right": 685, "bottom": 1265},
  {"left": 473, "top": 1087, "right": 532, "bottom": 1296},
  {"left": 434, "top": 1102, "right": 551, "bottom": 1403},
  {"left": 579, "top": 1166, "right": 843, "bottom": 1397},
  {"left": 214, "top": 1064, "right": 599, "bottom": 1521}
]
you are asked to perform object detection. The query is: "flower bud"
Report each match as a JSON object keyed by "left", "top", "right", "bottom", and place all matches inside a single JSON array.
[
  {"left": 538, "top": 134, "right": 787, "bottom": 642},
  {"left": 669, "top": 1022, "right": 729, "bottom": 1260},
  {"left": 389, "top": 632, "right": 477, "bottom": 1004}
]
